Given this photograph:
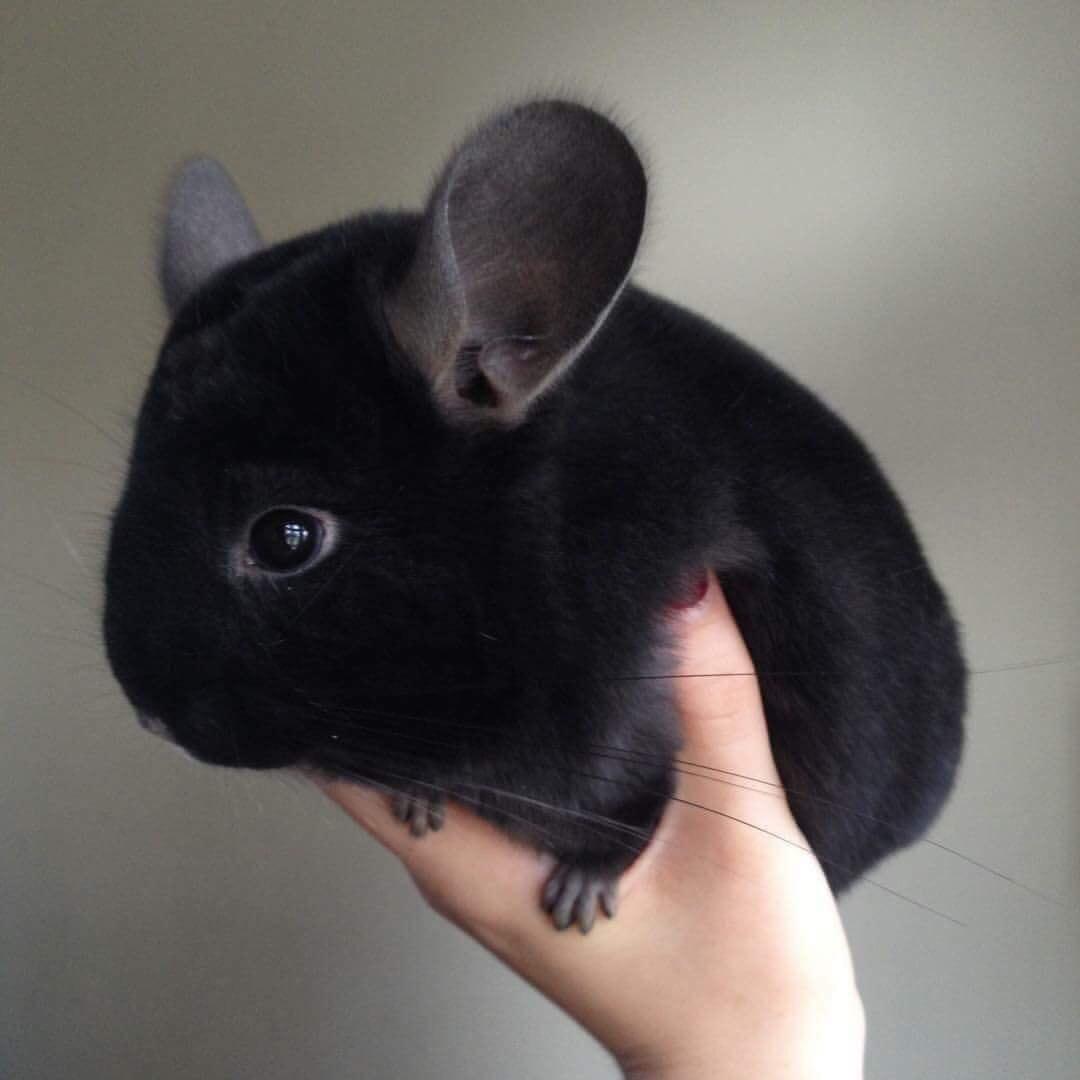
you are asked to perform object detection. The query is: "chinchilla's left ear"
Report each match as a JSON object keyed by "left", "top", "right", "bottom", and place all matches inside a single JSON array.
[
  {"left": 160, "top": 157, "right": 262, "bottom": 315},
  {"left": 385, "top": 101, "right": 647, "bottom": 427}
]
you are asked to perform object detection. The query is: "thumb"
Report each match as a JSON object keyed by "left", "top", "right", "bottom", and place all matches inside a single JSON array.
[{"left": 669, "top": 571, "right": 782, "bottom": 788}]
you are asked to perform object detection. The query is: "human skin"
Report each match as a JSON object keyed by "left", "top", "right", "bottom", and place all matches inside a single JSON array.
[{"left": 317, "top": 574, "right": 866, "bottom": 1079}]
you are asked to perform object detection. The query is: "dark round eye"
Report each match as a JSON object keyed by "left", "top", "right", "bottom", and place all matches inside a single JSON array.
[{"left": 248, "top": 508, "right": 324, "bottom": 573}]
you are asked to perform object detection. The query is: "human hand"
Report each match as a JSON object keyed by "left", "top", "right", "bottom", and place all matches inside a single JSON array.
[{"left": 317, "top": 574, "right": 865, "bottom": 1079}]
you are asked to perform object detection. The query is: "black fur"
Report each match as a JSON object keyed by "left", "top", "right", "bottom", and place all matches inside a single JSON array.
[{"left": 104, "top": 101, "right": 965, "bottom": 909}]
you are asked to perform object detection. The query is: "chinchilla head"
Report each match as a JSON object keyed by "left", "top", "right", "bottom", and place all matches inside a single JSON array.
[{"left": 103, "top": 101, "right": 650, "bottom": 774}]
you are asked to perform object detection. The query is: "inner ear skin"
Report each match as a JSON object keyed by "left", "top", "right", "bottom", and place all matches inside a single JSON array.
[
  {"left": 454, "top": 344, "right": 501, "bottom": 407},
  {"left": 160, "top": 157, "right": 263, "bottom": 316},
  {"left": 454, "top": 335, "right": 551, "bottom": 410},
  {"left": 385, "top": 101, "right": 647, "bottom": 428}
]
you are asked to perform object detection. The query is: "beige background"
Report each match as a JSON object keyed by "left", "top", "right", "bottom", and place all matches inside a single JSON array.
[{"left": 2, "top": 2, "right": 1078, "bottom": 1077}]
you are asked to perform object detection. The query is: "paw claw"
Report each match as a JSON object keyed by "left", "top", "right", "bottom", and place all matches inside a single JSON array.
[
  {"left": 599, "top": 881, "right": 618, "bottom": 918},
  {"left": 391, "top": 789, "right": 446, "bottom": 839},
  {"left": 542, "top": 864, "right": 620, "bottom": 933},
  {"left": 577, "top": 883, "right": 599, "bottom": 935},
  {"left": 542, "top": 865, "right": 567, "bottom": 912},
  {"left": 552, "top": 869, "right": 583, "bottom": 931}
]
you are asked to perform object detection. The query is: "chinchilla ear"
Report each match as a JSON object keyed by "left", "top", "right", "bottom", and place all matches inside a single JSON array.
[
  {"left": 160, "top": 157, "right": 262, "bottom": 315},
  {"left": 385, "top": 101, "right": 647, "bottom": 427}
]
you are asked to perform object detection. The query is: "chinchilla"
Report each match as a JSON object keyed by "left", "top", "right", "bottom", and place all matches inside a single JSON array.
[{"left": 103, "top": 100, "right": 965, "bottom": 931}]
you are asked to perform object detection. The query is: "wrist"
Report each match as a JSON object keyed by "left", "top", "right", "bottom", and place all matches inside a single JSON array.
[{"left": 617, "top": 984, "right": 865, "bottom": 1080}]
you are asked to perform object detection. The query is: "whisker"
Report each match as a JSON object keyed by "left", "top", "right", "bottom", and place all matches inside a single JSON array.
[
  {"left": 0, "top": 368, "right": 127, "bottom": 451},
  {"left": 301, "top": 683, "right": 1030, "bottom": 891},
  {"left": 22, "top": 628, "right": 101, "bottom": 648},
  {"left": 0, "top": 563, "right": 99, "bottom": 614},
  {"left": 663, "top": 790, "right": 965, "bottom": 926},
  {"left": 291, "top": 540, "right": 367, "bottom": 621},
  {"left": 357, "top": 756, "right": 739, "bottom": 880},
  {"left": 9, "top": 457, "right": 118, "bottom": 478},
  {"left": 916, "top": 839, "right": 1066, "bottom": 906},
  {"left": 969, "top": 654, "right": 1078, "bottom": 675},
  {"left": 527, "top": 761, "right": 966, "bottom": 925},
  {"left": 606, "top": 654, "right": 1077, "bottom": 682},
  {"left": 302, "top": 675, "right": 496, "bottom": 699},
  {"left": 304, "top": 718, "right": 965, "bottom": 921},
  {"left": 296, "top": 709, "right": 1051, "bottom": 911},
  {"left": 242, "top": 664, "right": 1069, "bottom": 911},
  {"left": 611, "top": 670, "right": 779, "bottom": 681},
  {"left": 326, "top": 762, "right": 650, "bottom": 865},
  {"left": 40, "top": 504, "right": 93, "bottom": 579},
  {"left": 323, "top": 748, "right": 964, "bottom": 926},
  {"left": 587, "top": 743, "right": 1067, "bottom": 908}
]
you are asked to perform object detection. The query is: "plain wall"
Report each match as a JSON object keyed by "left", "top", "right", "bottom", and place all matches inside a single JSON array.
[{"left": 2, "top": 3, "right": 1078, "bottom": 1077}]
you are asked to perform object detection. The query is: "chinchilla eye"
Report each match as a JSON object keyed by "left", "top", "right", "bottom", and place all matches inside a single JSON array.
[{"left": 248, "top": 508, "right": 325, "bottom": 573}]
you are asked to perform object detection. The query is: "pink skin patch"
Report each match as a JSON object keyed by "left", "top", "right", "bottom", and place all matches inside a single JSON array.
[{"left": 669, "top": 569, "right": 709, "bottom": 610}]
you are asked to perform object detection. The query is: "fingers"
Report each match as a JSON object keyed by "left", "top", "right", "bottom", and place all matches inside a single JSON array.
[
  {"left": 670, "top": 572, "right": 781, "bottom": 788},
  {"left": 618, "top": 572, "right": 806, "bottom": 898}
]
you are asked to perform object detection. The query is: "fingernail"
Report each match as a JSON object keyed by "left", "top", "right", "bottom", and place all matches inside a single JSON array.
[{"left": 669, "top": 569, "right": 709, "bottom": 611}]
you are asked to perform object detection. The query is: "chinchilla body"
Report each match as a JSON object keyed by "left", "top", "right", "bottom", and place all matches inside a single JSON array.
[{"left": 104, "top": 102, "right": 965, "bottom": 928}]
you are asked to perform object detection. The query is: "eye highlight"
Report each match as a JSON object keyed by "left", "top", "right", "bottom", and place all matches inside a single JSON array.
[{"left": 247, "top": 507, "right": 327, "bottom": 574}]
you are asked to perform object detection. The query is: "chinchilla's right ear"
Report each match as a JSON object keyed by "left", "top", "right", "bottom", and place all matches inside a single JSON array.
[
  {"left": 160, "top": 157, "right": 263, "bottom": 315},
  {"left": 385, "top": 101, "right": 647, "bottom": 428}
]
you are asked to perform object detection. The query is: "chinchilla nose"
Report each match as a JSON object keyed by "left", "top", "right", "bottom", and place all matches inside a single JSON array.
[{"left": 136, "top": 710, "right": 175, "bottom": 742}]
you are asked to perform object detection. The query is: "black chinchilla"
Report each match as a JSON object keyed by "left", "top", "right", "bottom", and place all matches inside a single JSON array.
[{"left": 104, "top": 100, "right": 965, "bottom": 931}]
